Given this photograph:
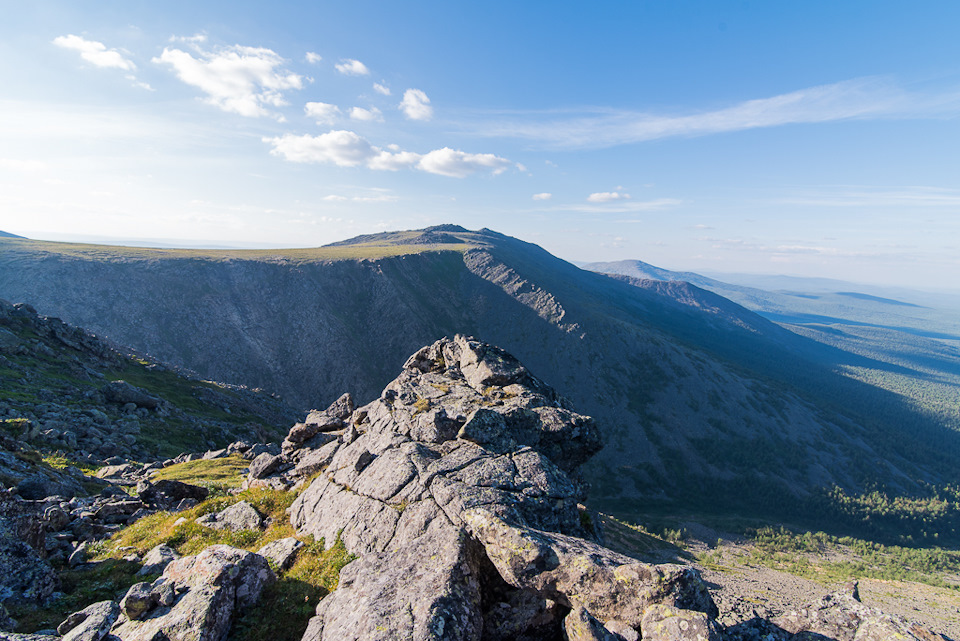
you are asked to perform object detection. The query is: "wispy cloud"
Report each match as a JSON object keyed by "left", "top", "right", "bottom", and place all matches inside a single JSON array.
[
  {"left": 373, "top": 83, "right": 391, "bottom": 96},
  {"left": 587, "top": 191, "right": 630, "bottom": 203},
  {"left": 773, "top": 185, "right": 960, "bottom": 208},
  {"left": 532, "top": 192, "right": 552, "bottom": 201},
  {"left": 535, "top": 197, "right": 681, "bottom": 214},
  {"left": 305, "top": 52, "right": 322, "bottom": 64},
  {"left": 53, "top": 34, "right": 136, "bottom": 71},
  {"left": 153, "top": 40, "right": 304, "bottom": 118},
  {"left": 460, "top": 77, "right": 960, "bottom": 149}
]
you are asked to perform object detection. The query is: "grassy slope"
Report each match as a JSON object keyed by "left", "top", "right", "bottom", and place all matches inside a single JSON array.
[{"left": 10, "top": 458, "right": 353, "bottom": 641}]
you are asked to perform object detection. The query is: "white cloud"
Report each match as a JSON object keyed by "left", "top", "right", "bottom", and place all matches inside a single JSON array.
[
  {"left": 305, "top": 52, "right": 322, "bottom": 64},
  {"left": 335, "top": 59, "right": 370, "bottom": 76},
  {"left": 350, "top": 106, "right": 383, "bottom": 122},
  {"left": 53, "top": 34, "right": 136, "bottom": 71},
  {"left": 400, "top": 89, "right": 433, "bottom": 121},
  {"left": 465, "top": 76, "right": 960, "bottom": 150},
  {"left": 153, "top": 42, "right": 304, "bottom": 118},
  {"left": 264, "top": 132, "right": 511, "bottom": 178},
  {"left": 368, "top": 150, "right": 421, "bottom": 171},
  {"left": 265, "top": 130, "right": 375, "bottom": 166},
  {"left": 417, "top": 148, "right": 510, "bottom": 177},
  {"left": 305, "top": 102, "right": 341, "bottom": 124},
  {"left": 322, "top": 192, "right": 397, "bottom": 203},
  {"left": 532, "top": 192, "right": 552, "bottom": 201},
  {"left": 373, "top": 83, "right": 391, "bottom": 96},
  {"left": 588, "top": 191, "right": 631, "bottom": 203}
]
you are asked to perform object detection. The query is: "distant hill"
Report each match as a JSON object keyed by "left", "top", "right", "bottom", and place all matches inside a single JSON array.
[
  {"left": 0, "top": 230, "right": 25, "bottom": 239},
  {"left": 2, "top": 228, "right": 959, "bottom": 535}
]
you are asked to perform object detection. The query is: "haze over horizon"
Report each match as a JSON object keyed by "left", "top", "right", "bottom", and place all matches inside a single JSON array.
[{"left": 2, "top": 1, "right": 959, "bottom": 289}]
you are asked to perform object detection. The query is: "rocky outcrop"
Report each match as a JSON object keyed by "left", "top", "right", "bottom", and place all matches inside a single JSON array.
[
  {"left": 111, "top": 545, "right": 274, "bottom": 641},
  {"left": 282, "top": 336, "right": 713, "bottom": 640},
  {"left": 770, "top": 581, "right": 951, "bottom": 641}
]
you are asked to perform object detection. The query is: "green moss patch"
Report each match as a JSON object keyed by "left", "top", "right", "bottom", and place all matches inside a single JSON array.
[{"left": 149, "top": 455, "right": 249, "bottom": 490}]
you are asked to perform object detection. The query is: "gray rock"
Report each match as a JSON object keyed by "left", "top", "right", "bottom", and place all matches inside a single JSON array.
[
  {"left": 57, "top": 600, "right": 120, "bottom": 641},
  {"left": 196, "top": 500, "right": 262, "bottom": 532},
  {"left": 306, "top": 500, "right": 482, "bottom": 641},
  {"left": 16, "top": 472, "right": 82, "bottom": 500},
  {"left": 292, "top": 337, "right": 713, "bottom": 641},
  {"left": 293, "top": 440, "right": 340, "bottom": 478},
  {"left": 323, "top": 392, "right": 355, "bottom": 420},
  {"left": 137, "top": 544, "right": 180, "bottom": 576},
  {"left": 563, "top": 606, "right": 621, "bottom": 641},
  {"left": 68, "top": 541, "right": 89, "bottom": 567},
  {"left": 256, "top": 537, "right": 303, "bottom": 570},
  {"left": 0, "top": 516, "right": 58, "bottom": 604},
  {"left": 463, "top": 508, "right": 715, "bottom": 629},
  {"left": 119, "top": 581, "right": 158, "bottom": 621},
  {"left": 111, "top": 545, "right": 275, "bottom": 641},
  {"left": 247, "top": 452, "right": 281, "bottom": 479},
  {"left": 640, "top": 604, "right": 721, "bottom": 641},
  {"left": 138, "top": 480, "right": 208, "bottom": 507},
  {"left": 101, "top": 380, "right": 160, "bottom": 410},
  {"left": 772, "top": 582, "right": 949, "bottom": 641}
]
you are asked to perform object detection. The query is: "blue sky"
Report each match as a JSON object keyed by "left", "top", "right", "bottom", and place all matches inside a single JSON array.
[{"left": 2, "top": 1, "right": 959, "bottom": 288}]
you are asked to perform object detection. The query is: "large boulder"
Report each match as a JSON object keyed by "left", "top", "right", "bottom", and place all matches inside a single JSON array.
[
  {"left": 772, "top": 582, "right": 951, "bottom": 641},
  {"left": 289, "top": 336, "right": 711, "bottom": 641},
  {"left": 101, "top": 381, "right": 161, "bottom": 410},
  {"left": 110, "top": 545, "right": 274, "bottom": 641},
  {"left": 195, "top": 501, "right": 263, "bottom": 532},
  {"left": 0, "top": 516, "right": 58, "bottom": 604},
  {"left": 137, "top": 479, "right": 208, "bottom": 508},
  {"left": 57, "top": 600, "right": 120, "bottom": 641}
]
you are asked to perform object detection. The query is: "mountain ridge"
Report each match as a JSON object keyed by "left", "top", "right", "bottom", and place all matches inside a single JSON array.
[{"left": 1, "top": 228, "right": 957, "bottom": 531}]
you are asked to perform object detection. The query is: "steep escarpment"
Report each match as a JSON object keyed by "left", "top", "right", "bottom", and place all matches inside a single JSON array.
[{"left": 1, "top": 229, "right": 957, "bottom": 524}]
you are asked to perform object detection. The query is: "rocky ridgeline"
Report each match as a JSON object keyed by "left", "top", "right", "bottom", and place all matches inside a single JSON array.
[{"left": 0, "top": 336, "right": 951, "bottom": 641}]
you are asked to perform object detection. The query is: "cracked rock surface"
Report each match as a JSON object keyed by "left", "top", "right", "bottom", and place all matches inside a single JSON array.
[{"left": 284, "top": 336, "right": 715, "bottom": 641}]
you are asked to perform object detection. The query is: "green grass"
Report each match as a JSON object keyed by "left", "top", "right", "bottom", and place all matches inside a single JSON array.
[
  {"left": 149, "top": 455, "right": 249, "bottom": 491},
  {"left": 744, "top": 526, "right": 960, "bottom": 590},
  {"left": 94, "top": 483, "right": 354, "bottom": 641},
  {"left": 231, "top": 537, "right": 354, "bottom": 641}
]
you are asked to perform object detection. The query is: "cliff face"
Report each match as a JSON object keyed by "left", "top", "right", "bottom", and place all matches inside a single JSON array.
[{"left": 0, "top": 230, "right": 955, "bottom": 516}]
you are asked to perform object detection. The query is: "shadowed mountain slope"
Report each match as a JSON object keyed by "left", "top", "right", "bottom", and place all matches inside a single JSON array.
[{"left": 1, "top": 228, "right": 959, "bottom": 529}]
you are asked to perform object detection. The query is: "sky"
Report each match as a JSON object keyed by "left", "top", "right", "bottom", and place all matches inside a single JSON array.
[{"left": 2, "top": 1, "right": 960, "bottom": 289}]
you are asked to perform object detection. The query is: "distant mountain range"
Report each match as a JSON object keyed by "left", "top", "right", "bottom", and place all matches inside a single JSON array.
[{"left": 2, "top": 226, "right": 958, "bottom": 533}]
